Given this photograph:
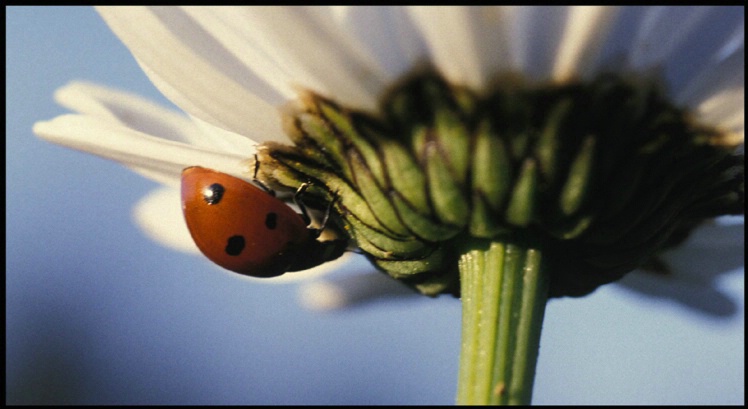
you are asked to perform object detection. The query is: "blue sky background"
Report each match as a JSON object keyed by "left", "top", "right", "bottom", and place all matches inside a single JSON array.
[{"left": 6, "top": 6, "right": 744, "bottom": 405}]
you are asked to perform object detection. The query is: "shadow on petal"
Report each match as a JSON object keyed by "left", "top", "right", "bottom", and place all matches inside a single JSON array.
[{"left": 616, "top": 221, "right": 743, "bottom": 318}]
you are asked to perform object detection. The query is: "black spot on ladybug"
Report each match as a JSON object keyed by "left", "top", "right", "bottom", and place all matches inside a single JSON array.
[
  {"left": 265, "top": 212, "right": 278, "bottom": 229},
  {"left": 203, "top": 183, "right": 225, "bottom": 205},
  {"left": 225, "top": 235, "right": 245, "bottom": 256}
]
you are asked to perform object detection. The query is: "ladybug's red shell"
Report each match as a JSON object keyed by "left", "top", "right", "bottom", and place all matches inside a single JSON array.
[{"left": 181, "top": 167, "right": 311, "bottom": 277}]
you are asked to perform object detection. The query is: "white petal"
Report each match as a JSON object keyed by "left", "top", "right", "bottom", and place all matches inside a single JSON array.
[
  {"left": 126, "top": 62, "right": 263, "bottom": 154},
  {"left": 629, "top": 7, "right": 744, "bottom": 93},
  {"left": 673, "top": 35, "right": 744, "bottom": 143},
  {"left": 628, "top": 6, "right": 712, "bottom": 70},
  {"left": 53, "top": 81, "right": 197, "bottom": 141},
  {"left": 502, "top": 6, "right": 575, "bottom": 82},
  {"left": 235, "top": 6, "right": 388, "bottom": 112},
  {"left": 188, "top": 115, "right": 259, "bottom": 156},
  {"left": 298, "top": 268, "right": 417, "bottom": 311},
  {"left": 697, "top": 91, "right": 745, "bottom": 145},
  {"left": 617, "top": 218, "right": 744, "bottom": 316},
  {"left": 690, "top": 65, "right": 744, "bottom": 144},
  {"left": 42, "top": 81, "right": 258, "bottom": 185},
  {"left": 579, "top": 6, "right": 745, "bottom": 141},
  {"left": 133, "top": 187, "right": 201, "bottom": 254},
  {"left": 407, "top": 6, "right": 509, "bottom": 90},
  {"left": 33, "top": 114, "right": 252, "bottom": 187},
  {"left": 178, "top": 6, "right": 298, "bottom": 102},
  {"left": 409, "top": 6, "right": 621, "bottom": 87},
  {"left": 551, "top": 6, "right": 621, "bottom": 81},
  {"left": 53, "top": 81, "right": 229, "bottom": 151},
  {"left": 96, "top": 6, "right": 289, "bottom": 142},
  {"left": 330, "top": 6, "right": 427, "bottom": 83},
  {"left": 590, "top": 6, "right": 652, "bottom": 72},
  {"left": 298, "top": 279, "right": 349, "bottom": 310}
]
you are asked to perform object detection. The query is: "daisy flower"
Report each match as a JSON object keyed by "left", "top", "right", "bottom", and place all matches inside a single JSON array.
[{"left": 34, "top": 6, "right": 743, "bottom": 405}]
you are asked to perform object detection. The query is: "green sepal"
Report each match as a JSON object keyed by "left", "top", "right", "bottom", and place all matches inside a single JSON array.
[
  {"left": 280, "top": 114, "right": 335, "bottom": 169},
  {"left": 433, "top": 107, "right": 471, "bottom": 184},
  {"left": 535, "top": 97, "right": 573, "bottom": 183},
  {"left": 296, "top": 112, "right": 354, "bottom": 181},
  {"left": 390, "top": 190, "right": 462, "bottom": 241},
  {"left": 559, "top": 135, "right": 596, "bottom": 216},
  {"left": 373, "top": 247, "right": 446, "bottom": 278},
  {"left": 263, "top": 147, "right": 397, "bottom": 237},
  {"left": 348, "top": 149, "right": 411, "bottom": 236},
  {"left": 472, "top": 120, "right": 512, "bottom": 210},
  {"left": 318, "top": 101, "right": 387, "bottom": 186},
  {"left": 547, "top": 213, "right": 595, "bottom": 240},
  {"left": 469, "top": 193, "right": 510, "bottom": 238},
  {"left": 423, "top": 139, "right": 470, "bottom": 226},
  {"left": 343, "top": 211, "right": 432, "bottom": 259},
  {"left": 369, "top": 127, "right": 431, "bottom": 214},
  {"left": 505, "top": 158, "right": 538, "bottom": 227}
]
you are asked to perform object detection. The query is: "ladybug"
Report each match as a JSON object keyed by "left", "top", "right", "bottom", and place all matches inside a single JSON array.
[{"left": 181, "top": 166, "right": 346, "bottom": 278}]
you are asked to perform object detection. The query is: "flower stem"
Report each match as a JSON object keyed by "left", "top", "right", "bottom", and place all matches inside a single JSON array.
[{"left": 456, "top": 239, "right": 549, "bottom": 405}]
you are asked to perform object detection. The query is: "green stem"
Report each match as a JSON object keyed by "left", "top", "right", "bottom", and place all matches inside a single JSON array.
[{"left": 456, "top": 239, "right": 549, "bottom": 405}]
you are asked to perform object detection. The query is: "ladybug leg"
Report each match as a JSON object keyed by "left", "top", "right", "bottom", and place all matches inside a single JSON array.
[
  {"left": 319, "top": 192, "right": 338, "bottom": 232},
  {"left": 293, "top": 182, "right": 313, "bottom": 227},
  {"left": 294, "top": 184, "right": 340, "bottom": 239},
  {"left": 252, "top": 154, "right": 276, "bottom": 196}
]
